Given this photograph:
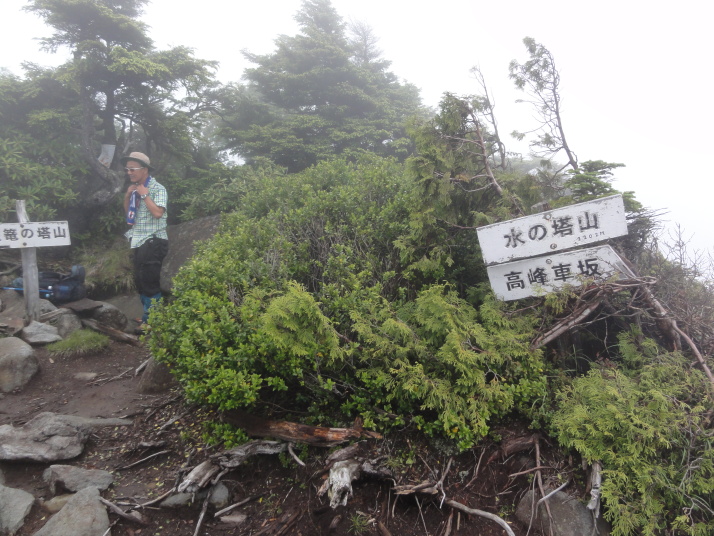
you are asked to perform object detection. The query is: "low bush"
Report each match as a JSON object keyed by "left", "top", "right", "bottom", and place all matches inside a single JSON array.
[
  {"left": 149, "top": 155, "right": 549, "bottom": 449},
  {"left": 551, "top": 331, "right": 714, "bottom": 536}
]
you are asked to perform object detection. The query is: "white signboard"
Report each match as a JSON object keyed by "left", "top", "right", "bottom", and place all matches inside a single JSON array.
[
  {"left": 486, "top": 245, "right": 635, "bottom": 301},
  {"left": 477, "top": 195, "right": 628, "bottom": 266},
  {"left": 0, "top": 221, "right": 71, "bottom": 249}
]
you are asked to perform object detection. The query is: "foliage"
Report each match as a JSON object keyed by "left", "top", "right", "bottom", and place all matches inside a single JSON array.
[
  {"left": 176, "top": 160, "right": 287, "bottom": 222},
  {"left": 77, "top": 237, "right": 135, "bottom": 296},
  {"left": 0, "top": 71, "right": 85, "bottom": 222},
  {"left": 509, "top": 36, "right": 578, "bottom": 174},
  {"left": 13, "top": 0, "right": 221, "bottom": 238},
  {"left": 149, "top": 154, "right": 548, "bottom": 449},
  {"left": 217, "top": 0, "right": 424, "bottom": 172},
  {"left": 551, "top": 331, "right": 714, "bottom": 536},
  {"left": 46, "top": 329, "right": 110, "bottom": 357}
]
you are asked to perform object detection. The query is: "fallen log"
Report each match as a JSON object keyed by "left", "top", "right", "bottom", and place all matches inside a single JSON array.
[
  {"left": 178, "top": 440, "right": 287, "bottom": 493},
  {"left": 82, "top": 318, "right": 140, "bottom": 346},
  {"left": 222, "top": 410, "right": 381, "bottom": 446}
]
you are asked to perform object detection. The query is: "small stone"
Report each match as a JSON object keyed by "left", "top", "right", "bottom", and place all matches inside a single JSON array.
[
  {"left": 220, "top": 513, "right": 248, "bottom": 525},
  {"left": 73, "top": 372, "right": 98, "bottom": 381}
]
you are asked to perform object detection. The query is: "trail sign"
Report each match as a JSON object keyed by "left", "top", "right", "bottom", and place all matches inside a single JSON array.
[
  {"left": 476, "top": 195, "right": 627, "bottom": 266},
  {"left": 486, "top": 245, "right": 635, "bottom": 301},
  {"left": 0, "top": 221, "right": 70, "bottom": 249}
]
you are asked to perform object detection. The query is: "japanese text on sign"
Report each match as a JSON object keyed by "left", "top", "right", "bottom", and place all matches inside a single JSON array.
[
  {"left": 476, "top": 195, "right": 627, "bottom": 265},
  {"left": 486, "top": 245, "right": 635, "bottom": 301},
  {"left": 0, "top": 222, "right": 71, "bottom": 249}
]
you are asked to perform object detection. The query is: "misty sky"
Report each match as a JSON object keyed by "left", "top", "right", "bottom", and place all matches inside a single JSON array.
[{"left": 3, "top": 0, "right": 713, "bottom": 256}]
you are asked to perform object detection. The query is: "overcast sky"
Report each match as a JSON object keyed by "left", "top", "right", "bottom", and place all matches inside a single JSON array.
[{"left": 3, "top": 0, "right": 713, "bottom": 256}]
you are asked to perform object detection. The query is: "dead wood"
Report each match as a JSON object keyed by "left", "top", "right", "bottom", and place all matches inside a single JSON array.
[
  {"left": 179, "top": 440, "right": 287, "bottom": 494},
  {"left": 316, "top": 444, "right": 393, "bottom": 508},
  {"left": 445, "top": 499, "right": 516, "bottom": 536},
  {"left": 115, "top": 449, "right": 171, "bottom": 471},
  {"left": 99, "top": 497, "right": 148, "bottom": 525},
  {"left": 222, "top": 410, "right": 381, "bottom": 446},
  {"left": 82, "top": 318, "right": 141, "bottom": 345},
  {"left": 214, "top": 495, "right": 259, "bottom": 518},
  {"left": 531, "top": 295, "right": 604, "bottom": 350},
  {"left": 376, "top": 520, "right": 393, "bottom": 536},
  {"left": 487, "top": 433, "right": 538, "bottom": 464}
]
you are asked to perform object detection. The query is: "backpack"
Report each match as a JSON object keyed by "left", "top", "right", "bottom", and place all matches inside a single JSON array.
[{"left": 11, "top": 265, "right": 87, "bottom": 304}]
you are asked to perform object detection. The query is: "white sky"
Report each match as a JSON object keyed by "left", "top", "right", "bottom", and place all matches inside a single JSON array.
[{"left": 3, "top": 0, "right": 713, "bottom": 256}]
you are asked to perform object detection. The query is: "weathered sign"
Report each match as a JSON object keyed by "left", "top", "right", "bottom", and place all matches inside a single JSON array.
[
  {"left": 486, "top": 245, "right": 635, "bottom": 301},
  {"left": 0, "top": 221, "right": 70, "bottom": 249},
  {"left": 476, "top": 195, "right": 627, "bottom": 266}
]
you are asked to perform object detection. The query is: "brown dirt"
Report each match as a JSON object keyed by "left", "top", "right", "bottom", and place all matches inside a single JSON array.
[{"left": 0, "top": 339, "right": 567, "bottom": 536}]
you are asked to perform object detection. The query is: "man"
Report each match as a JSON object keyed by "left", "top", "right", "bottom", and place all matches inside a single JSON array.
[{"left": 121, "top": 151, "right": 168, "bottom": 332}]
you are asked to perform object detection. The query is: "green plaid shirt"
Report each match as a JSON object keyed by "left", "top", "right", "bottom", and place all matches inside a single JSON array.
[{"left": 125, "top": 177, "right": 168, "bottom": 248}]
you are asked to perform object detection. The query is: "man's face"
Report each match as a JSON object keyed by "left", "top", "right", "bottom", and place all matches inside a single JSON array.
[{"left": 125, "top": 160, "right": 149, "bottom": 183}]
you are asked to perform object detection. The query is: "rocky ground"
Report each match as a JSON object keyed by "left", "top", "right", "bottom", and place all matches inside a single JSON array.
[{"left": 0, "top": 294, "right": 593, "bottom": 536}]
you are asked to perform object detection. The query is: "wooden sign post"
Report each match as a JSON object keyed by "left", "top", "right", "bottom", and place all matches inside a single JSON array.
[{"left": 1, "top": 201, "right": 71, "bottom": 324}]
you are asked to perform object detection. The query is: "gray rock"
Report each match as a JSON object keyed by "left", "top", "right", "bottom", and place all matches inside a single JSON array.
[
  {"left": 53, "top": 312, "right": 83, "bottom": 338},
  {"left": 136, "top": 356, "right": 178, "bottom": 394},
  {"left": 161, "top": 215, "right": 220, "bottom": 293},
  {"left": 0, "top": 337, "right": 39, "bottom": 393},
  {"left": 38, "top": 299, "right": 57, "bottom": 315},
  {"left": 0, "top": 412, "right": 132, "bottom": 462},
  {"left": 160, "top": 482, "right": 231, "bottom": 509},
  {"left": 33, "top": 486, "right": 110, "bottom": 536},
  {"left": 0, "top": 482, "right": 35, "bottom": 536},
  {"left": 515, "top": 489, "right": 611, "bottom": 536},
  {"left": 90, "top": 302, "right": 127, "bottom": 331},
  {"left": 41, "top": 494, "right": 73, "bottom": 514},
  {"left": 43, "top": 465, "right": 114, "bottom": 495},
  {"left": 20, "top": 321, "right": 62, "bottom": 345}
]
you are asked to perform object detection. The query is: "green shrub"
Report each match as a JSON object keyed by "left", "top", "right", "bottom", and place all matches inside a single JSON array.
[
  {"left": 46, "top": 329, "right": 110, "bottom": 357},
  {"left": 149, "top": 155, "right": 549, "bottom": 449},
  {"left": 551, "top": 332, "right": 714, "bottom": 536}
]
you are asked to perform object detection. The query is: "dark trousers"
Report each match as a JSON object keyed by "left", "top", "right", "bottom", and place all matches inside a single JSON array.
[{"left": 133, "top": 237, "right": 169, "bottom": 299}]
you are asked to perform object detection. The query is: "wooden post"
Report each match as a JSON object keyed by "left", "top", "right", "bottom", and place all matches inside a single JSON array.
[{"left": 16, "top": 201, "right": 40, "bottom": 324}]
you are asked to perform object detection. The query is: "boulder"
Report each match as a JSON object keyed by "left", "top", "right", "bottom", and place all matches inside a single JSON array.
[
  {"left": 43, "top": 465, "right": 114, "bottom": 495},
  {"left": 0, "top": 337, "right": 39, "bottom": 393},
  {"left": 0, "top": 412, "right": 132, "bottom": 462},
  {"left": 33, "top": 486, "right": 110, "bottom": 536},
  {"left": 90, "top": 302, "right": 128, "bottom": 331},
  {"left": 20, "top": 321, "right": 62, "bottom": 345},
  {"left": 0, "top": 483, "right": 35, "bottom": 536},
  {"left": 515, "top": 489, "right": 611, "bottom": 536},
  {"left": 161, "top": 214, "right": 220, "bottom": 293},
  {"left": 137, "top": 356, "right": 178, "bottom": 394},
  {"left": 53, "top": 311, "right": 83, "bottom": 338}
]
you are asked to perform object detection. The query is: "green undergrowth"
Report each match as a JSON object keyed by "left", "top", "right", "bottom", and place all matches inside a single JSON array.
[
  {"left": 46, "top": 329, "right": 110, "bottom": 357},
  {"left": 551, "top": 330, "right": 714, "bottom": 536},
  {"left": 148, "top": 155, "right": 549, "bottom": 450}
]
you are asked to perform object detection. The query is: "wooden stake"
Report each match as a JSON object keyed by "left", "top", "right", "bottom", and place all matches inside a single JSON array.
[{"left": 16, "top": 201, "right": 39, "bottom": 324}]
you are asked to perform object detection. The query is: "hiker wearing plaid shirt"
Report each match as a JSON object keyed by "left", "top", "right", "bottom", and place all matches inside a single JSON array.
[{"left": 122, "top": 152, "right": 169, "bottom": 331}]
